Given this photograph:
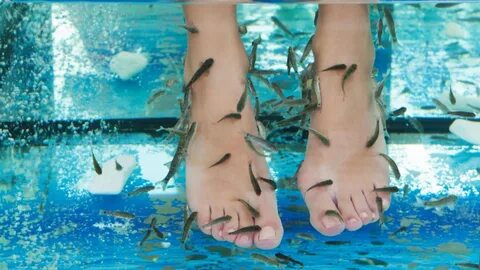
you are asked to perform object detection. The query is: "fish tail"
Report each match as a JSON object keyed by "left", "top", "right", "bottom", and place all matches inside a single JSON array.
[{"left": 414, "top": 196, "right": 424, "bottom": 208}]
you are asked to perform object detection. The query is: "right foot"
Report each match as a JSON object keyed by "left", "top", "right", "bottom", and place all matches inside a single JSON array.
[{"left": 183, "top": 5, "right": 283, "bottom": 249}]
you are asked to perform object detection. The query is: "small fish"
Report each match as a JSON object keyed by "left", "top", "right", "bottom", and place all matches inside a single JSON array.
[
  {"left": 314, "top": 8, "right": 319, "bottom": 25},
  {"left": 306, "top": 179, "right": 333, "bottom": 192},
  {"left": 249, "top": 162, "right": 262, "bottom": 196},
  {"left": 244, "top": 133, "right": 278, "bottom": 153},
  {"left": 379, "top": 153, "right": 401, "bottom": 179},
  {"left": 202, "top": 215, "right": 232, "bottom": 228},
  {"left": 392, "top": 225, "right": 408, "bottom": 236},
  {"left": 181, "top": 24, "right": 199, "bottom": 34},
  {"left": 407, "top": 116, "right": 424, "bottom": 133},
  {"left": 100, "top": 210, "right": 135, "bottom": 219},
  {"left": 115, "top": 160, "right": 123, "bottom": 171},
  {"left": 276, "top": 114, "right": 304, "bottom": 128},
  {"left": 366, "top": 120, "right": 380, "bottom": 148},
  {"left": 376, "top": 196, "right": 385, "bottom": 225},
  {"left": 455, "top": 262, "right": 480, "bottom": 269},
  {"left": 256, "top": 121, "right": 267, "bottom": 139},
  {"left": 325, "top": 210, "right": 343, "bottom": 222},
  {"left": 238, "top": 25, "right": 247, "bottom": 35},
  {"left": 448, "top": 111, "right": 476, "bottom": 117},
  {"left": 181, "top": 211, "right": 198, "bottom": 244},
  {"left": 237, "top": 199, "right": 260, "bottom": 218},
  {"left": 271, "top": 83, "right": 286, "bottom": 100},
  {"left": 418, "top": 195, "right": 458, "bottom": 209},
  {"left": 375, "top": 72, "right": 390, "bottom": 99},
  {"left": 271, "top": 16, "right": 293, "bottom": 37},
  {"left": 377, "top": 17, "right": 384, "bottom": 47},
  {"left": 156, "top": 127, "right": 186, "bottom": 137},
  {"left": 236, "top": 87, "right": 248, "bottom": 113},
  {"left": 353, "top": 258, "right": 388, "bottom": 267},
  {"left": 312, "top": 75, "right": 321, "bottom": 108},
  {"left": 432, "top": 98, "right": 450, "bottom": 113},
  {"left": 449, "top": 87, "right": 457, "bottom": 105},
  {"left": 300, "top": 35, "right": 314, "bottom": 63},
  {"left": 184, "top": 58, "right": 214, "bottom": 90},
  {"left": 275, "top": 253, "right": 303, "bottom": 266},
  {"left": 342, "top": 64, "right": 358, "bottom": 96},
  {"left": 457, "top": 79, "right": 475, "bottom": 85},
  {"left": 435, "top": 3, "right": 461, "bottom": 8},
  {"left": 259, "top": 177, "right": 277, "bottom": 190},
  {"left": 249, "top": 36, "right": 261, "bottom": 71},
  {"left": 251, "top": 253, "right": 280, "bottom": 267},
  {"left": 228, "top": 225, "right": 261, "bottom": 235},
  {"left": 391, "top": 107, "right": 407, "bottom": 116},
  {"left": 305, "top": 127, "right": 330, "bottom": 146},
  {"left": 246, "top": 139, "right": 268, "bottom": 157},
  {"left": 139, "top": 228, "right": 152, "bottom": 246},
  {"left": 209, "top": 153, "right": 231, "bottom": 168},
  {"left": 325, "top": 240, "right": 351, "bottom": 246},
  {"left": 92, "top": 152, "right": 102, "bottom": 175},
  {"left": 150, "top": 217, "right": 164, "bottom": 238},
  {"left": 296, "top": 232, "right": 315, "bottom": 241},
  {"left": 146, "top": 90, "right": 166, "bottom": 105},
  {"left": 403, "top": 184, "right": 409, "bottom": 198},
  {"left": 421, "top": 105, "right": 437, "bottom": 110},
  {"left": 322, "top": 64, "right": 347, "bottom": 72},
  {"left": 373, "top": 186, "right": 399, "bottom": 193},
  {"left": 371, "top": 241, "right": 384, "bottom": 246},
  {"left": 287, "top": 47, "right": 298, "bottom": 75},
  {"left": 384, "top": 8, "right": 397, "bottom": 43},
  {"left": 127, "top": 185, "right": 155, "bottom": 197}
]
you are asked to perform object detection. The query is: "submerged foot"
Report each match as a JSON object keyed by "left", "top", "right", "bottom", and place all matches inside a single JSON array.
[
  {"left": 297, "top": 4, "right": 392, "bottom": 236},
  {"left": 183, "top": 5, "right": 283, "bottom": 249}
]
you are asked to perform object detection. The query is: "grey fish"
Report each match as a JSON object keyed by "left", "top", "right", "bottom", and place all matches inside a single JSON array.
[
  {"left": 373, "top": 186, "right": 399, "bottom": 193},
  {"left": 150, "top": 217, "right": 164, "bottom": 238},
  {"left": 184, "top": 58, "right": 214, "bottom": 90},
  {"left": 455, "top": 262, "right": 480, "bottom": 269},
  {"left": 127, "top": 185, "right": 155, "bottom": 197},
  {"left": 161, "top": 122, "right": 197, "bottom": 189},
  {"left": 181, "top": 211, "right": 197, "bottom": 244},
  {"left": 457, "top": 79, "right": 475, "bottom": 85},
  {"left": 342, "top": 64, "right": 357, "bottom": 95},
  {"left": 217, "top": 112, "right": 242, "bottom": 123},
  {"left": 100, "top": 210, "right": 135, "bottom": 219},
  {"left": 271, "top": 16, "right": 294, "bottom": 37},
  {"left": 209, "top": 153, "right": 231, "bottom": 168},
  {"left": 366, "top": 120, "right": 380, "bottom": 148},
  {"left": 392, "top": 225, "right": 408, "bottom": 236},
  {"left": 377, "top": 17, "right": 384, "bottom": 47},
  {"left": 403, "top": 184, "right": 409, "bottom": 198},
  {"left": 256, "top": 121, "right": 267, "bottom": 139},
  {"left": 376, "top": 196, "right": 385, "bottom": 226},
  {"left": 379, "top": 153, "right": 401, "bottom": 179},
  {"left": 407, "top": 117, "right": 424, "bottom": 133},
  {"left": 371, "top": 241, "right": 384, "bottom": 246},
  {"left": 312, "top": 75, "right": 321, "bottom": 108},
  {"left": 276, "top": 114, "right": 304, "bottom": 128},
  {"left": 423, "top": 194, "right": 458, "bottom": 208},
  {"left": 432, "top": 98, "right": 450, "bottom": 113},
  {"left": 251, "top": 253, "right": 280, "bottom": 267},
  {"left": 435, "top": 3, "right": 461, "bottom": 8},
  {"left": 139, "top": 228, "right": 152, "bottom": 247},
  {"left": 157, "top": 127, "right": 186, "bottom": 137},
  {"left": 300, "top": 35, "right": 314, "bottom": 63},
  {"left": 246, "top": 139, "right": 267, "bottom": 157},
  {"left": 238, "top": 25, "right": 247, "bottom": 35},
  {"left": 236, "top": 87, "right": 248, "bottom": 113},
  {"left": 237, "top": 199, "right": 260, "bottom": 218},
  {"left": 448, "top": 111, "right": 476, "bottom": 117},
  {"left": 306, "top": 127, "right": 330, "bottom": 146},
  {"left": 287, "top": 47, "right": 298, "bottom": 75},
  {"left": 375, "top": 72, "right": 390, "bottom": 99},
  {"left": 306, "top": 179, "right": 333, "bottom": 192},
  {"left": 181, "top": 24, "right": 199, "bottom": 34},
  {"left": 249, "top": 36, "right": 261, "bottom": 71},
  {"left": 250, "top": 72, "right": 271, "bottom": 89},
  {"left": 245, "top": 133, "right": 278, "bottom": 153},
  {"left": 271, "top": 82, "right": 287, "bottom": 100},
  {"left": 322, "top": 64, "right": 347, "bottom": 72},
  {"left": 249, "top": 69, "right": 280, "bottom": 76},
  {"left": 314, "top": 8, "right": 319, "bottom": 26},
  {"left": 450, "top": 87, "right": 457, "bottom": 105},
  {"left": 202, "top": 215, "right": 232, "bottom": 228},
  {"left": 259, "top": 177, "right": 277, "bottom": 190},
  {"left": 92, "top": 152, "right": 102, "bottom": 175},
  {"left": 325, "top": 240, "right": 351, "bottom": 246},
  {"left": 228, "top": 225, "right": 261, "bottom": 235},
  {"left": 146, "top": 90, "right": 166, "bottom": 105},
  {"left": 353, "top": 257, "right": 388, "bottom": 267},
  {"left": 115, "top": 160, "right": 123, "bottom": 171},
  {"left": 421, "top": 105, "right": 437, "bottom": 110},
  {"left": 384, "top": 8, "right": 397, "bottom": 43},
  {"left": 275, "top": 252, "right": 303, "bottom": 266},
  {"left": 391, "top": 107, "right": 407, "bottom": 116},
  {"left": 249, "top": 162, "right": 262, "bottom": 196},
  {"left": 325, "top": 210, "right": 343, "bottom": 222}
]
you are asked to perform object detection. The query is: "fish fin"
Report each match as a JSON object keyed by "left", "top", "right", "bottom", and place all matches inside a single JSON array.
[
  {"left": 414, "top": 196, "right": 424, "bottom": 208},
  {"left": 164, "top": 161, "right": 172, "bottom": 167}
]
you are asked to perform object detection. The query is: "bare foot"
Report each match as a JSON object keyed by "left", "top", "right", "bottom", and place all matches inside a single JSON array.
[
  {"left": 297, "top": 4, "right": 392, "bottom": 236},
  {"left": 183, "top": 5, "right": 283, "bottom": 249}
]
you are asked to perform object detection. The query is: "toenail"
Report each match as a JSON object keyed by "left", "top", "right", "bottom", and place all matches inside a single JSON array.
[
  {"left": 360, "top": 212, "right": 369, "bottom": 219},
  {"left": 322, "top": 216, "right": 341, "bottom": 229},
  {"left": 348, "top": 218, "right": 359, "bottom": 225},
  {"left": 259, "top": 226, "right": 275, "bottom": 241}
]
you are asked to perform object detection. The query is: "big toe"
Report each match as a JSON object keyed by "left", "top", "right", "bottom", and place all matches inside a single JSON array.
[
  {"left": 305, "top": 190, "right": 345, "bottom": 236},
  {"left": 253, "top": 203, "right": 283, "bottom": 249}
]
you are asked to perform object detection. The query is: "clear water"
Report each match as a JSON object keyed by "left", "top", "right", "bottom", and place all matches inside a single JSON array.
[{"left": 1, "top": 2, "right": 479, "bottom": 269}]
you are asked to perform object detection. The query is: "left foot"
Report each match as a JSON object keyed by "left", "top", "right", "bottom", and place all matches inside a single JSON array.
[{"left": 297, "top": 4, "right": 392, "bottom": 236}]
